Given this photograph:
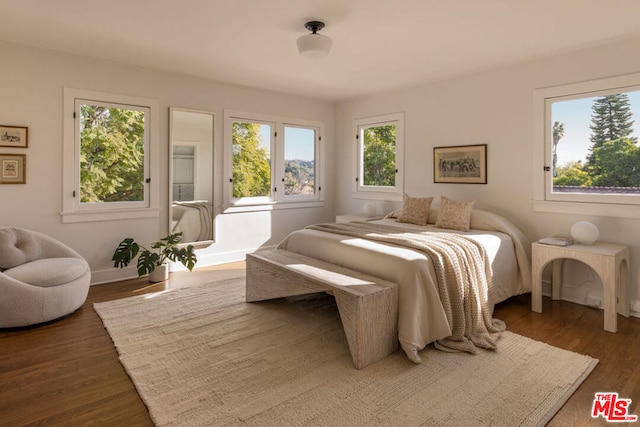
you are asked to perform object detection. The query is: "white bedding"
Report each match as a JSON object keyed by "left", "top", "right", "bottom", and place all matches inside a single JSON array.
[
  {"left": 277, "top": 209, "right": 531, "bottom": 362},
  {"left": 171, "top": 201, "right": 213, "bottom": 242}
]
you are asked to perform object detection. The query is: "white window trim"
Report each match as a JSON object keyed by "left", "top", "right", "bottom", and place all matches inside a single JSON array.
[
  {"left": 532, "top": 73, "right": 640, "bottom": 219},
  {"left": 278, "top": 122, "right": 322, "bottom": 203},
  {"left": 352, "top": 112, "right": 405, "bottom": 202},
  {"left": 223, "top": 109, "right": 325, "bottom": 213},
  {"left": 61, "top": 88, "right": 159, "bottom": 223}
]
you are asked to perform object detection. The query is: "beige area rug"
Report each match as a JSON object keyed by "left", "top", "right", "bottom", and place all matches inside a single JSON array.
[{"left": 94, "top": 277, "right": 597, "bottom": 427}]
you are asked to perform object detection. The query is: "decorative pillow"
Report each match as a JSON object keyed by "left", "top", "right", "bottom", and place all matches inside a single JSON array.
[
  {"left": 435, "top": 196, "right": 475, "bottom": 231},
  {"left": 397, "top": 194, "right": 433, "bottom": 226}
]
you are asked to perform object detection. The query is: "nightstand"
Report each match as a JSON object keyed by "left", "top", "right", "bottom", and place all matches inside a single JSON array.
[
  {"left": 335, "top": 214, "right": 383, "bottom": 223},
  {"left": 531, "top": 241, "right": 630, "bottom": 332}
]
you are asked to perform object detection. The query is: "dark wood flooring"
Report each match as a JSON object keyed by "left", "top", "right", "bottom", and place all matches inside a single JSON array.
[{"left": 1, "top": 263, "right": 638, "bottom": 426}]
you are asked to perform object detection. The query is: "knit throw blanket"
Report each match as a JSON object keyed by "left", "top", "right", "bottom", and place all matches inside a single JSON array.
[{"left": 306, "top": 222, "right": 506, "bottom": 354}]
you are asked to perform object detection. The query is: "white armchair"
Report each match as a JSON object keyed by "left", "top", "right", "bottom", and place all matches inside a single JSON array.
[{"left": 0, "top": 227, "right": 91, "bottom": 327}]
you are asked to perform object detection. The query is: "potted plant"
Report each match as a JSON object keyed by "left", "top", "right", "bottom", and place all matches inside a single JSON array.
[{"left": 112, "top": 232, "right": 197, "bottom": 282}]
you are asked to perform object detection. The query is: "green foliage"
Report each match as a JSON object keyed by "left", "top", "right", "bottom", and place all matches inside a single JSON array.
[
  {"left": 232, "top": 122, "right": 271, "bottom": 198},
  {"left": 589, "top": 138, "right": 640, "bottom": 187},
  {"left": 80, "top": 104, "right": 146, "bottom": 203},
  {"left": 552, "top": 121, "right": 565, "bottom": 176},
  {"left": 112, "top": 232, "right": 197, "bottom": 277},
  {"left": 553, "top": 161, "right": 591, "bottom": 186},
  {"left": 284, "top": 159, "right": 315, "bottom": 195},
  {"left": 586, "top": 94, "right": 636, "bottom": 169},
  {"left": 362, "top": 125, "right": 396, "bottom": 186}
]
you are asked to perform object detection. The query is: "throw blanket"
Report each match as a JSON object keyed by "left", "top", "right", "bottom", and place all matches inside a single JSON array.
[{"left": 307, "top": 222, "right": 506, "bottom": 355}]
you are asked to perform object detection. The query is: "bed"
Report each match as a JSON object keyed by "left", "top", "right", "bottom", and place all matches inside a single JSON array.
[
  {"left": 273, "top": 203, "right": 532, "bottom": 363},
  {"left": 171, "top": 201, "right": 213, "bottom": 242}
]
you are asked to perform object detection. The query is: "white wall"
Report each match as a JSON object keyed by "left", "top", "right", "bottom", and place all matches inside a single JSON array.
[
  {"left": 335, "top": 36, "right": 640, "bottom": 314},
  {"left": 0, "top": 42, "right": 335, "bottom": 284}
]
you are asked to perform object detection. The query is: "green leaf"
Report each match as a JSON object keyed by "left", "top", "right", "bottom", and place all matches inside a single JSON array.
[
  {"left": 111, "top": 238, "right": 139, "bottom": 268},
  {"left": 137, "top": 251, "right": 161, "bottom": 276}
]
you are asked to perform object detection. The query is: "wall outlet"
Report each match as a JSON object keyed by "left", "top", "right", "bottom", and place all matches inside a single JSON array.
[{"left": 586, "top": 297, "right": 602, "bottom": 308}]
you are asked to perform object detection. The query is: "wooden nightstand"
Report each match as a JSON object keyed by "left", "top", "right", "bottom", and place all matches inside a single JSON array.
[{"left": 531, "top": 241, "right": 630, "bottom": 332}]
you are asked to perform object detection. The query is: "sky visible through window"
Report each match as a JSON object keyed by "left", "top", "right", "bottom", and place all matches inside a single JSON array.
[
  {"left": 258, "top": 126, "right": 315, "bottom": 160},
  {"left": 552, "top": 90, "right": 640, "bottom": 164}
]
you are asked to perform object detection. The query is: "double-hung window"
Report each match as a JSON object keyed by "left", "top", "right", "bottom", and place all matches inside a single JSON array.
[
  {"left": 533, "top": 73, "right": 640, "bottom": 218},
  {"left": 223, "top": 110, "right": 323, "bottom": 210},
  {"left": 353, "top": 112, "right": 404, "bottom": 200},
  {"left": 62, "top": 88, "right": 159, "bottom": 223}
]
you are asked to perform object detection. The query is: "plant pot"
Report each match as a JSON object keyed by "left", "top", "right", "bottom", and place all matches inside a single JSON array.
[{"left": 148, "top": 264, "right": 169, "bottom": 283}]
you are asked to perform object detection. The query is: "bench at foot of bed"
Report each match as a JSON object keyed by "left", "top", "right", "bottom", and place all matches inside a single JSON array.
[{"left": 246, "top": 249, "right": 398, "bottom": 369}]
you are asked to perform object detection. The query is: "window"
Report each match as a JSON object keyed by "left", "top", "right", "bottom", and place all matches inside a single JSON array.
[
  {"left": 533, "top": 73, "right": 640, "bottom": 218},
  {"left": 62, "top": 88, "right": 159, "bottom": 223},
  {"left": 230, "top": 119, "right": 274, "bottom": 203},
  {"left": 283, "top": 125, "right": 317, "bottom": 199},
  {"left": 223, "top": 110, "right": 323, "bottom": 210},
  {"left": 353, "top": 113, "right": 404, "bottom": 200}
]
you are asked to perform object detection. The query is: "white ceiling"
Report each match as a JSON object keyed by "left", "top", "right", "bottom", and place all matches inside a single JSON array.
[{"left": 2, "top": 0, "right": 640, "bottom": 101}]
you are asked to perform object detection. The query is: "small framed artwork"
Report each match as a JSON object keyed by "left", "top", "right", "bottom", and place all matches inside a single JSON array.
[
  {"left": 434, "top": 144, "right": 487, "bottom": 184},
  {"left": 0, "top": 125, "right": 28, "bottom": 148},
  {"left": 0, "top": 153, "right": 26, "bottom": 184}
]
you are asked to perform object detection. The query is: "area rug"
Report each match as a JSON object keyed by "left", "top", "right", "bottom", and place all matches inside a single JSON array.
[{"left": 94, "top": 277, "right": 598, "bottom": 427}]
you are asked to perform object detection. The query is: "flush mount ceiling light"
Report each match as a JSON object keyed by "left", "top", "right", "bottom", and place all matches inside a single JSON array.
[{"left": 297, "top": 20, "right": 332, "bottom": 58}]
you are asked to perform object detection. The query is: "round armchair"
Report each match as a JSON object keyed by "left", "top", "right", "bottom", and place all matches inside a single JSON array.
[{"left": 0, "top": 227, "right": 91, "bottom": 327}]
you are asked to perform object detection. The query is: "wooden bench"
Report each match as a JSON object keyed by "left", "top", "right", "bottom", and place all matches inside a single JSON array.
[{"left": 246, "top": 249, "right": 399, "bottom": 369}]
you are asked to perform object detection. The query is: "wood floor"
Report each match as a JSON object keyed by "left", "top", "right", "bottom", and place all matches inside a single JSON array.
[{"left": 2, "top": 263, "right": 639, "bottom": 426}]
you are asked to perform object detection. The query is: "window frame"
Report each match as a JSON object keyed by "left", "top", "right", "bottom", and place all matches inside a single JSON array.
[
  {"left": 223, "top": 110, "right": 324, "bottom": 212},
  {"left": 352, "top": 112, "right": 405, "bottom": 201},
  {"left": 532, "top": 73, "right": 640, "bottom": 219},
  {"left": 279, "top": 123, "right": 322, "bottom": 202},
  {"left": 227, "top": 116, "right": 276, "bottom": 206},
  {"left": 62, "top": 88, "right": 159, "bottom": 223}
]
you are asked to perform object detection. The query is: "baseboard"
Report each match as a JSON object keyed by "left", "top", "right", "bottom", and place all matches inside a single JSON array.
[
  {"left": 90, "top": 245, "right": 277, "bottom": 285},
  {"left": 541, "top": 279, "right": 640, "bottom": 319}
]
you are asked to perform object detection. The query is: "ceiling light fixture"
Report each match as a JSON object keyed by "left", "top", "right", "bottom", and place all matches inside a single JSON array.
[{"left": 297, "top": 21, "right": 332, "bottom": 58}]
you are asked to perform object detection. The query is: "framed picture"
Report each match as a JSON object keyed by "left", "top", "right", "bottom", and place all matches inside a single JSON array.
[
  {"left": 434, "top": 144, "right": 487, "bottom": 184},
  {"left": 0, "top": 153, "right": 26, "bottom": 184},
  {"left": 0, "top": 125, "right": 28, "bottom": 148}
]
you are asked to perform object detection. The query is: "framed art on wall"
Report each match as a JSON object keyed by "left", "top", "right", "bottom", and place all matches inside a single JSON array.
[
  {"left": 434, "top": 144, "right": 487, "bottom": 184},
  {"left": 0, "top": 153, "right": 26, "bottom": 184},
  {"left": 0, "top": 125, "right": 28, "bottom": 148}
]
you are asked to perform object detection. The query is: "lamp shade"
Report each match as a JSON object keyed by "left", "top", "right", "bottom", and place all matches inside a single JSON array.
[
  {"left": 570, "top": 221, "right": 599, "bottom": 245},
  {"left": 297, "top": 33, "right": 332, "bottom": 58}
]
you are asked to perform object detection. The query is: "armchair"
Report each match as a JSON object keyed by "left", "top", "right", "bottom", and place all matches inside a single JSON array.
[{"left": 0, "top": 227, "right": 91, "bottom": 327}]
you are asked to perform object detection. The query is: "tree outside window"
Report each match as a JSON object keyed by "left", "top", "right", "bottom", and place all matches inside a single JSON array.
[
  {"left": 353, "top": 112, "right": 404, "bottom": 198},
  {"left": 79, "top": 103, "right": 146, "bottom": 203},
  {"left": 362, "top": 124, "right": 396, "bottom": 187},
  {"left": 231, "top": 121, "right": 271, "bottom": 199},
  {"left": 552, "top": 91, "right": 640, "bottom": 193}
]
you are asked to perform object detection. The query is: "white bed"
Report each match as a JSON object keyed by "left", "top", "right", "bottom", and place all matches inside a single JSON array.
[
  {"left": 276, "top": 208, "right": 531, "bottom": 362},
  {"left": 171, "top": 201, "right": 213, "bottom": 242}
]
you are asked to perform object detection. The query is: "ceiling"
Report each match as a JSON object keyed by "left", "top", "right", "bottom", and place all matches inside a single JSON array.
[{"left": 2, "top": 0, "right": 640, "bottom": 102}]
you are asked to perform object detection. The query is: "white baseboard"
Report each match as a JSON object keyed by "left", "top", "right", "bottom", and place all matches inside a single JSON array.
[
  {"left": 540, "top": 279, "right": 640, "bottom": 319},
  {"left": 90, "top": 245, "right": 276, "bottom": 285}
]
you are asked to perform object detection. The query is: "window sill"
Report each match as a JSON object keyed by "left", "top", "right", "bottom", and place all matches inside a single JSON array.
[
  {"left": 352, "top": 192, "right": 403, "bottom": 203},
  {"left": 222, "top": 200, "right": 325, "bottom": 214},
  {"left": 532, "top": 200, "right": 640, "bottom": 219},
  {"left": 61, "top": 208, "right": 160, "bottom": 223}
]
